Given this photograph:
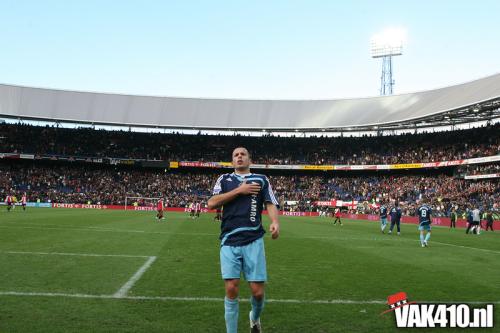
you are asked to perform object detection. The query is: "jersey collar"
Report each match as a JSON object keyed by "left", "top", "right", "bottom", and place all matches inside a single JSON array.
[{"left": 232, "top": 172, "right": 252, "bottom": 178}]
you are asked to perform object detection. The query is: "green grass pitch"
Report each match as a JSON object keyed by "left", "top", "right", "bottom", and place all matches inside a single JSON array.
[{"left": 0, "top": 208, "right": 499, "bottom": 332}]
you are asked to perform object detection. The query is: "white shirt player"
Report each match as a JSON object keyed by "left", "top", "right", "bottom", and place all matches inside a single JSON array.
[{"left": 472, "top": 208, "right": 481, "bottom": 222}]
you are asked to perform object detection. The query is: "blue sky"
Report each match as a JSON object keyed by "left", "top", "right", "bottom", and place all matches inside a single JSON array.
[{"left": 1, "top": 0, "right": 499, "bottom": 99}]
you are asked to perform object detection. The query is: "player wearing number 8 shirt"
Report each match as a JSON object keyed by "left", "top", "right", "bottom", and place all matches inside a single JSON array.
[
  {"left": 417, "top": 198, "right": 432, "bottom": 247},
  {"left": 208, "top": 147, "right": 280, "bottom": 333}
]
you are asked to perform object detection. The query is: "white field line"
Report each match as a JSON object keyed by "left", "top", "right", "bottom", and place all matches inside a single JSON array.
[
  {"left": 113, "top": 256, "right": 157, "bottom": 298},
  {"left": 1, "top": 250, "right": 157, "bottom": 298},
  {"left": 0, "top": 224, "right": 218, "bottom": 237},
  {"left": 1, "top": 291, "right": 499, "bottom": 305},
  {"left": 2, "top": 250, "right": 150, "bottom": 258},
  {"left": 429, "top": 241, "right": 500, "bottom": 255},
  {"left": 0, "top": 291, "right": 384, "bottom": 303}
]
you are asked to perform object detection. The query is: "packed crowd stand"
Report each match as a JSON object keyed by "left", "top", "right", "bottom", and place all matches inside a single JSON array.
[
  {"left": 456, "top": 163, "right": 500, "bottom": 176},
  {"left": 1, "top": 123, "right": 499, "bottom": 165},
  {"left": 1, "top": 163, "right": 498, "bottom": 217}
]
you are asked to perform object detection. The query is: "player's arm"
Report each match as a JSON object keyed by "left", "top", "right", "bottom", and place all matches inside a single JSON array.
[
  {"left": 262, "top": 176, "right": 280, "bottom": 239},
  {"left": 207, "top": 181, "right": 260, "bottom": 210},
  {"left": 266, "top": 202, "right": 280, "bottom": 239}
]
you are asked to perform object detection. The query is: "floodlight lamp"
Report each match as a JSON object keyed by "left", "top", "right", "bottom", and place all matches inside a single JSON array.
[{"left": 371, "top": 28, "right": 406, "bottom": 58}]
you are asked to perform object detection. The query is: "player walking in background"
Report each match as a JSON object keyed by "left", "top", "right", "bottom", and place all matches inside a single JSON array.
[
  {"left": 11, "top": 195, "right": 17, "bottom": 210},
  {"left": 465, "top": 208, "right": 474, "bottom": 234},
  {"left": 5, "top": 194, "right": 13, "bottom": 212},
  {"left": 21, "top": 193, "right": 27, "bottom": 211},
  {"left": 485, "top": 211, "right": 494, "bottom": 231},
  {"left": 188, "top": 201, "right": 195, "bottom": 219},
  {"left": 388, "top": 201, "right": 402, "bottom": 235},
  {"left": 471, "top": 207, "right": 481, "bottom": 234},
  {"left": 450, "top": 207, "right": 457, "bottom": 229},
  {"left": 208, "top": 147, "right": 280, "bottom": 333},
  {"left": 417, "top": 198, "right": 432, "bottom": 247},
  {"left": 380, "top": 202, "right": 388, "bottom": 233},
  {"left": 333, "top": 208, "right": 342, "bottom": 226},
  {"left": 195, "top": 200, "right": 201, "bottom": 219},
  {"left": 214, "top": 207, "right": 222, "bottom": 222},
  {"left": 156, "top": 198, "right": 165, "bottom": 221}
]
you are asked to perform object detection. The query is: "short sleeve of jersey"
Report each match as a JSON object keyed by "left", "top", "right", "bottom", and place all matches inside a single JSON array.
[
  {"left": 212, "top": 175, "right": 225, "bottom": 195},
  {"left": 263, "top": 176, "right": 279, "bottom": 207}
]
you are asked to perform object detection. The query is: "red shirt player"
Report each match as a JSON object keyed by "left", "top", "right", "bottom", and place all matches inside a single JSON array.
[
  {"left": 156, "top": 199, "right": 165, "bottom": 221},
  {"left": 194, "top": 201, "right": 202, "bottom": 218},
  {"left": 333, "top": 208, "right": 343, "bottom": 226},
  {"left": 5, "top": 195, "right": 13, "bottom": 212},
  {"left": 214, "top": 207, "right": 222, "bottom": 222}
]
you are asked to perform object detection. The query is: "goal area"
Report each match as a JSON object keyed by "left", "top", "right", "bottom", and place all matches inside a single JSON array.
[{"left": 124, "top": 196, "right": 162, "bottom": 210}]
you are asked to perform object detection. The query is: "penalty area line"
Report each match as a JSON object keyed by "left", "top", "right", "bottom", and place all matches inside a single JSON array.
[{"left": 113, "top": 256, "right": 157, "bottom": 298}]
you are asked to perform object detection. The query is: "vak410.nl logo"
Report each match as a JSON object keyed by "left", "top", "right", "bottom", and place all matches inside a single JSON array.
[{"left": 381, "top": 292, "right": 494, "bottom": 328}]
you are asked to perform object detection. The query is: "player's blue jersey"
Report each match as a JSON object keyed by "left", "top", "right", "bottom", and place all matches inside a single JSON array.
[
  {"left": 380, "top": 205, "right": 388, "bottom": 218},
  {"left": 390, "top": 207, "right": 402, "bottom": 222},
  {"left": 417, "top": 205, "right": 432, "bottom": 225},
  {"left": 212, "top": 172, "right": 279, "bottom": 246}
]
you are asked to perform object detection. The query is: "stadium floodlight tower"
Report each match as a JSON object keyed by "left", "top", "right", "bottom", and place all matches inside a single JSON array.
[{"left": 371, "top": 28, "right": 405, "bottom": 95}]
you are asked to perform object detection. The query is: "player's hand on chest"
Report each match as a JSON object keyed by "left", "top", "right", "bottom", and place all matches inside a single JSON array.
[{"left": 238, "top": 180, "right": 261, "bottom": 195}]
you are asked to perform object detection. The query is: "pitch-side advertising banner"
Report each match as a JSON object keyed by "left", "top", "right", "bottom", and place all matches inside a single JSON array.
[{"left": 172, "top": 154, "right": 500, "bottom": 171}]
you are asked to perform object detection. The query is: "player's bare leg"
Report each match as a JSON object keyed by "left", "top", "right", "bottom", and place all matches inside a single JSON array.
[{"left": 249, "top": 282, "right": 265, "bottom": 332}]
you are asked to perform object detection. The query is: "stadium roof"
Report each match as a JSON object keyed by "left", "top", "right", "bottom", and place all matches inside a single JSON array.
[{"left": 1, "top": 73, "right": 499, "bottom": 132}]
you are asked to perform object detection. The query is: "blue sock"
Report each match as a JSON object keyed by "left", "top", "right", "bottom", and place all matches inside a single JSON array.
[
  {"left": 251, "top": 295, "right": 265, "bottom": 322},
  {"left": 420, "top": 233, "right": 425, "bottom": 244},
  {"left": 425, "top": 233, "right": 431, "bottom": 242},
  {"left": 224, "top": 297, "right": 239, "bottom": 333}
]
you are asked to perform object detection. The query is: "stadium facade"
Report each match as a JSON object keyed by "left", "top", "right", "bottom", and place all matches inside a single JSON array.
[{"left": 0, "top": 74, "right": 498, "bottom": 216}]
